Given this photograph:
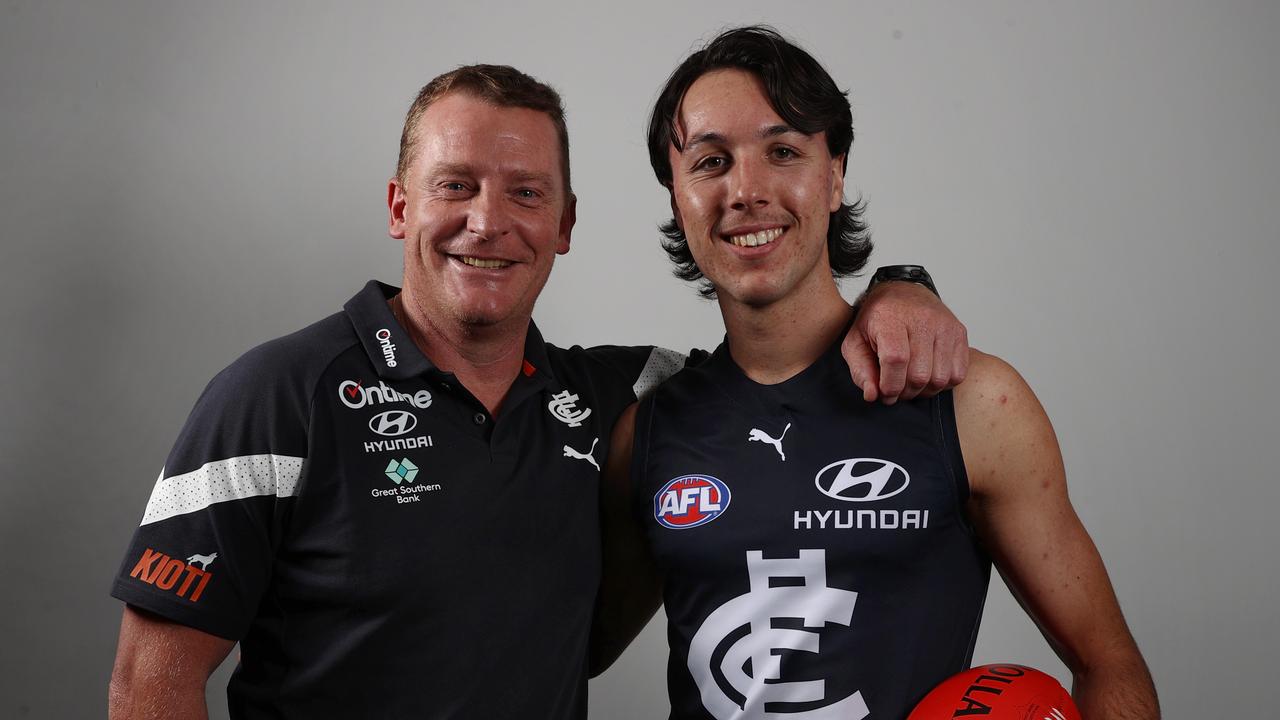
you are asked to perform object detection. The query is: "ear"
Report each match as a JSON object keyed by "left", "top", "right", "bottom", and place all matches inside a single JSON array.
[
  {"left": 387, "top": 177, "right": 407, "bottom": 239},
  {"left": 556, "top": 192, "right": 577, "bottom": 255},
  {"left": 828, "top": 154, "right": 846, "bottom": 213}
]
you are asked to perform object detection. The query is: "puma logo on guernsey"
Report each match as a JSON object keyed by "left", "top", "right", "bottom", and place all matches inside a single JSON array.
[
  {"left": 186, "top": 552, "right": 218, "bottom": 570},
  {"left": 563, "top": 438, "right": 600, "bottom": 472},
  {"left": 129, "top": 548, "right": 214, "bottom": 603},
  {"left": 748, "top": 422, "right": 791, "bottom": 461}
]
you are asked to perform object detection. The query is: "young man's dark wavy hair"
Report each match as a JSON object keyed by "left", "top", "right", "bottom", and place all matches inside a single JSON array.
[{"left": 646, "top": 26, "right": 871, "bottom": 297}]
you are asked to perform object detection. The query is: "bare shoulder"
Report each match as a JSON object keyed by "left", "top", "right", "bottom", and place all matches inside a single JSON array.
[
  {"left": 952, "top": 350, "right": 1062, "bottom": 500},
  {"left": 953, "top": 350, "right": 1035, "bottom": 414}
]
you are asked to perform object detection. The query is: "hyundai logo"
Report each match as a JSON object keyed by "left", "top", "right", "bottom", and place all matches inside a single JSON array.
[
  {"left": 814, "top": 458, "right": 910, "bottom": 502},
  {"left": 369, "top": 410, "right": 418, "bottom": 437}
]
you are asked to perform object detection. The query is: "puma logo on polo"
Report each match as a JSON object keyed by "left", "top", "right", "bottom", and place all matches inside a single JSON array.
[{"left": 563, "top": 438, "right": 600, "bottom": 472}]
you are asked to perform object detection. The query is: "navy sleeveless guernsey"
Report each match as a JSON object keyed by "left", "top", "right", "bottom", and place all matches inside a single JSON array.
[{"left": 633, "top": 336, "right": 991, "bottom": 720}]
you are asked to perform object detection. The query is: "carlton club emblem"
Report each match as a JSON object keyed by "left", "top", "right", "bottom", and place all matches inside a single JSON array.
[
  {"left": 547, "top": 390, "right": 592, "bottom": 427},
  {"left": 688, "top": 549, "right": 868, "bottom": 719}
]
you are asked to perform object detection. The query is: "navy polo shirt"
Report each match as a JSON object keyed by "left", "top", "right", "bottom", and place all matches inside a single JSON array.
[{"left": 111, "top": 280, "right": 688, "bottom": 719}]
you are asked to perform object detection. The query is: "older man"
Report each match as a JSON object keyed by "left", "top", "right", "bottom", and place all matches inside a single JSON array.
[{"left": 107, "top": 65, "right": 966, "bottom": 718}]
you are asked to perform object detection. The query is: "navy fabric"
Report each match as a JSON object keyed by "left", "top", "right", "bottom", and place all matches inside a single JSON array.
[
  {"left": 113, "top": 280, "right": 660, "bottom": 719},
  {"left": 634, "top": 336, "right": 990, "bottom": 720}
]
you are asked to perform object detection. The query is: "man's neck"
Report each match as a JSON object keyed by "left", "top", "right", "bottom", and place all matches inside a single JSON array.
[
  {"left": 392, "top": 290, "right": 527, "bottom": 416},
  {"left": 720, "top": 276, "right": 853, "bottom": 386}
]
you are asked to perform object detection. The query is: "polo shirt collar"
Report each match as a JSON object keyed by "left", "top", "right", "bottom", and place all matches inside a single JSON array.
[{"left": 344, "top": 280, "right": 553, "bottom": 385}]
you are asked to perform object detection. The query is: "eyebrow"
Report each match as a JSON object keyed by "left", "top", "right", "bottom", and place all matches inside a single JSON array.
[
  {"left": 424, "top": 162, "right": 474, "bottom": 179},
  {"left": 425, "top": 163, "right": 554, "bottom": 187},
  {"left": 508, "top": 170, "right": 555, "bottom": 188},
  {"left": 681, "top": 124, "right": 804, "bottom": 151}
]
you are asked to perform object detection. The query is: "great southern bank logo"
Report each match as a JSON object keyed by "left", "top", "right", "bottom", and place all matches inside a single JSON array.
[
  {"left": 655, "top": 475, "right": 731, "bottom": 529},
  {"left": 814, "top": 458, "right": 909, "bottom": 502},
  {"left": 371, "top": 458, "right": 441, "bottom": 505}
]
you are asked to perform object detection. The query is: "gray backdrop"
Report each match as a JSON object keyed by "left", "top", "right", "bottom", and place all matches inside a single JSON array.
[{"left": 2, "top": 1, "right": 1276, "bottom": 717}]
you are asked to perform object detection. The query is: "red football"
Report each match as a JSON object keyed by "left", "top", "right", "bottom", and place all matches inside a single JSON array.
[{"left": 908, "top": 664, "right": 1081, "bottom": 720}]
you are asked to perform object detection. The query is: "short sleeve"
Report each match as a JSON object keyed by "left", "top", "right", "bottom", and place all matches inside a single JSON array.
[{"left": 109, "top": 343, "right": 311, "bottom": 640}]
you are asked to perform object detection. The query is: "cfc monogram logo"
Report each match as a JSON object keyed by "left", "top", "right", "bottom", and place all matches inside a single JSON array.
[
  {"left": 687, "top": 549, "right": 869, "bottom": 720},
  {"left": 547, "top": 390, "right": 592, "bottom": 427}
]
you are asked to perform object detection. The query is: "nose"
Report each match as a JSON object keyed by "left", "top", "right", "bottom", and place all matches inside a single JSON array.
[
  {"left": 467, "top": 187, "right": 511, "bottom": 240},
  {"left": 728, "top": 157, "right": 770, "bottom": 212}
]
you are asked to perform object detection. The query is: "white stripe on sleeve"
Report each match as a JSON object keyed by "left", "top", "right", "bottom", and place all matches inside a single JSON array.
[
  {"left": 632, "top": 347, "right": 687, "bottom": 399},
  {"left": 141, "top": 454, "right": 304, "bottom": 526}
]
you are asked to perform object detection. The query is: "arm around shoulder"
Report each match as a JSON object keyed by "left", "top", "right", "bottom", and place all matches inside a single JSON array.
[
  {"left": 954, "top": 351, "right": 1159, "bottom": 719},
  {"left": 589, "top": 403, "right": 663, "bottom": 678},
  {"left": 109, "top": 605, "right": 235, "bottom": 720}
]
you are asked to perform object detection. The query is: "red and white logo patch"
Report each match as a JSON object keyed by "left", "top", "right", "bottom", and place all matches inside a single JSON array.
[{"left": 655, "top": 475, "right": 731, "bottom": 530}]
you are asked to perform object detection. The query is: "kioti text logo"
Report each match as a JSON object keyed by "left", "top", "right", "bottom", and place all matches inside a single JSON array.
[{"left": 129, "top": 548, "right": 214, "bottom": 603}]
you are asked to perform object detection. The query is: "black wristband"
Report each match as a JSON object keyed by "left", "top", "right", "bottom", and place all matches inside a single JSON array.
[{"left": 868, "top": 265, "right": 939, "bottom": 297}]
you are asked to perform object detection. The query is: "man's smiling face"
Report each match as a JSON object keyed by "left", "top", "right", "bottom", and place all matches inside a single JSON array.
[
  {"left": 668, "top": 69, "right": 844, "bottom": 309},
  {"left": 389, "top": 91, "right": 574, "bottom": 331}
]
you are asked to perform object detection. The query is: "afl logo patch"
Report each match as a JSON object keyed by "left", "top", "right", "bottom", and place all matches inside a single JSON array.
[
  {"left": 814, "top": 458, "right": 910, "bottom": 502},
  {"left": 655, "top": 475, "right": 730, "bottom": 529}
]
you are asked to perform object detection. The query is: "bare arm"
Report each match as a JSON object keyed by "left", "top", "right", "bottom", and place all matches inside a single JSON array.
[
  {"left": 108, "top": 605, "right": 236, "bottom": 720},
  {"left": 954, "top": 351, "right": 1158, "bottom": 719},
  {"left": 589, "top": 403, "right": 664, "bottom": 677},
  {"left": 843, "top": 281, "right": 970, "bottom": 404}
]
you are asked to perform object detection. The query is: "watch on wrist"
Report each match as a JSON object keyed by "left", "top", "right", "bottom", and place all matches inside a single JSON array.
[{"left": 868, "top": 265, "right": 939, "bottom": 297}]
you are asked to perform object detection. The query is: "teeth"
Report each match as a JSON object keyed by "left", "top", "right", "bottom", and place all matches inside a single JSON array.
[
  {"left": 729, "top": 227, "right": 783, "bottom": 247},
  {"left": 459, "top": 256, "right": 512, "bottom": 269}
]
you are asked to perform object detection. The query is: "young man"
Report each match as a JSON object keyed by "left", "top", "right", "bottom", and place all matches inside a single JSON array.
[
  {"left": 594, "top": 27, "right": 1159, "bottom": 720},
  {"left": 107, "top": 64, "right": 967, "bottom": 718}
]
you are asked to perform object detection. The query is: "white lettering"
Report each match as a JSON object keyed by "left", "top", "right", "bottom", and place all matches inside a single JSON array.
[
  {"left": 340, "top": 380, "right": 433, "bottom": 410},
  {"left": 794, "top": 511, "right": 812, "bottom": 530},
  {"left": 376, "top": 328, "right": 398, "bottom": 367},
  {"left": 814, "top": 509, "right": 832, "bottom": 529},
  {"left": 363, "top": 436, "right": 434, "bottom": 454},
  {"left": 793, "top": 508, "right": 933, "bottom": 531},
  {"left": 698, "top": 487, "right": 722, "bottom": 512},
  {"left": 657, "top": 486, "right": 718, "bottom": 517}
]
